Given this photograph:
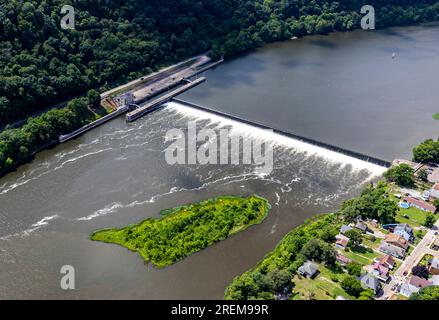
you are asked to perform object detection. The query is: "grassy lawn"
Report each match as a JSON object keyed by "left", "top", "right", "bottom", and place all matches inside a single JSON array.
[
  {"left": 433, "top": 113, "right": 439, "bottom": 120},
  {"left": 343, "top": 248, "right": 378, "bottom": 265},
  {"left": 363, "top": 236, "right": 381, "bottom": 250},
  {"left": 291, "top": 265, "right": 354, "bottom": 300},
  {"left": 395, "top": 206, "right": 427, "bottom": 228},
  {"left": 391, "top": 294, "right": 409, "bottom": 300},
  {"left": 418, "top": 254, "right": 434, "bottom": 267}
]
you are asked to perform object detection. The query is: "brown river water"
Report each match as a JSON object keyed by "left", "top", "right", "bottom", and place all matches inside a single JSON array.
[{"left": 1, "top": 24, "right": 439, "bottom": 299}]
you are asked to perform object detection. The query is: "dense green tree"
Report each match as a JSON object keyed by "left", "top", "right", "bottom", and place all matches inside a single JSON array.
[
  {"left": 412, "top": 265, "right": 429, "bottom": 279},
  {"left": 413, "top": 139, "right": 439, "bottom": 164},
  {"left": 410, "top": 286, "right": 439, "bottom": 300},
  {"left": 346, "top": 262, "right": 362, "bottom": 276},
  {"left": 418, "top": 168, "right": 428, "bottom": 182},
  {"left": 340, "top": 275, "right": 363, "bottom": 297},
  {"left": 424, "top": 213, "right": 437, "bottom": 228},
  {"left": 300, "top": 238, "right": 336, "bottom": 266},
  {"left": 319, "top": 225, "right": 338, "bottom": 243},
  {"left": 340, "top": 182, "right": 397, "bottom": 224},
  {"left": 344, "top": 229, "right": 363, "bottom": 248},
  {"left": 87, "top": 89, "right": 101, "bottom": 109},
  {"left": 384, "top": 164, "right": 416, "bottom": 187},
  {"left": 1, "top": 0, "right": 439, "bottom": 128},
  {"left": 268, "top": 269, "right": 292, "bottom": 292},
  {"left": 358, "top": 289, "right": 375, "bottom": 300}
]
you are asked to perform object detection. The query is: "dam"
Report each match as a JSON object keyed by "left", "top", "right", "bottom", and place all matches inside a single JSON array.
[{"left": 171, "top": 98, "right": 391, "bottom": 169}]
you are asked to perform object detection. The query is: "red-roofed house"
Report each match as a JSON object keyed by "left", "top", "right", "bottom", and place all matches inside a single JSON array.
[
  {"left": 384, "top": 233, "right": 409, "bottom": 250},
  {"left": 429, "top": 183, "right": 439, "bottom": 200},
  {"left": 335, "top": 234, "right": 349, "bottom": 250},
  {"left": 370, "top": 262, "right": 390, "bottom": 282},
  {"left": 409, "top": 275, "right": 433, "bottom": 289},
  {"left": 378, "top": 255, "right": 396, "bottom": 269},
  {"left": 403, "top": 197, "right": 436, "bottom": 213}
]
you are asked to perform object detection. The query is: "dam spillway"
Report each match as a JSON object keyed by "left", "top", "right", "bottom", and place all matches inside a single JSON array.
[{"left": 171, "top": 98, "right": 391, "bottom": 169}]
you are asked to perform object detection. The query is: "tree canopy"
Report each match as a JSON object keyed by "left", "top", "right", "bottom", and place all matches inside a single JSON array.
[
  {"left": 410, "top": 286, "right": 439, "bottom": 300},
  {"left": 1, "top": 0, "right": 439, "bottom": 126},
  {"left": 413, "top": 138, "right": 439, "bottom": 164},
  {"left": 384, "top": 164, "right": 416, "bottom": 187}
]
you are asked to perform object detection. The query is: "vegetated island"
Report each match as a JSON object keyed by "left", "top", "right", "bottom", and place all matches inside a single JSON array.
[{"left": 91, "top": 195, "right": 270, "bottom": 268}]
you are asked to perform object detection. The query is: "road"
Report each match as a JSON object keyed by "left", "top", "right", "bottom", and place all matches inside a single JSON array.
[{"left": 379, "top": 219, "right": 439, "bottom": 299}]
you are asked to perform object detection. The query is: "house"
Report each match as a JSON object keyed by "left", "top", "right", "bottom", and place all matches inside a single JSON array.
[
  {"left": 336, "top": 253, "right": 352, "bottom": 266},
  {"left": 355, "top": 221, "right": 368, "bottom": 233},
  {"left": 335, "top": 235, "right": 350, "bottom": 250},
  {"left": 340, "top": 225, "right": 353, "bottom": 235},
  {"left": 393, "top": 224, "right": 414, "bottom": 242},
  {"left": 422, "top": 190, "right": 430, "bottom": 201},
  {"left": 399, "top": 283, "right": 419, "bottom": 298},
  {"left": 384, "top": 233, "right": 409, "bottom": 250},
  {"left": 298, "top": 261, "right": 319, "bottom": 278},
  {"left": 393, "top": 223, "right": 414, "bottom": 241},
  {"left": 360, "top": 273, "right": 381, "bottom": 293},
  {"left": 379, "top": 242, "right": 406, "bottom": 259},
  {"left": 428, "top": 183, "right": 439, "bottom": 200},
  {"left": 378, "top": 255, "right": 396, "bottom": 269},
  {"left": 429, "top": 258, "right": 439, "bottom": 275},
  {"left": 409, "top": 275, "right": 433, "bottom": 289},
  {"left": 368, "top": 263, "right": 389, "bottom": 282},
  {"left": 431, "top": 275, "right": 439, "bottom": 286},
  {"left": 403, "top": 196, "right": 436, "bottom": 213}
]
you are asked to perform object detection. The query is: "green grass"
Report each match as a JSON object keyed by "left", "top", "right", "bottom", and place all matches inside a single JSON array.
[
  {"left": 91, "top": 195, "right": 270, "bottom": 268},
  {"left": 343, "top": 247, "right": 379, "bottom": 265},
  {"left": 419, "top": 254, "right": 434, "bottom": 267},
  {"left": 395, "top": 206, "right": 428, "bottom": 228},
  {"left": 291, "top": 265, "right": 354, "bottom": 300},
  {"left": 433, "top": 113, "right": 439, "bottom": 120}
]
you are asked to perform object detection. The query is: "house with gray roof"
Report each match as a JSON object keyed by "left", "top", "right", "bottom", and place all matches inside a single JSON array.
[
  {"left": 340, "top": 225, "right": 353, "bottom": 235},
  {"left": 355, "top": 221, "right": 368, "bottom": 233},
  {"left": 360, "top": 273, "right": 381, "bottom": 293},
  {"left": 379, "top": 242, "right": 406, "bottom": 259},
  {"left": 298, "top": 261, "right": 319, "bottom": 278},
  {"left": 400, "top": 283, "right": 419, "bottom": 298},
  {"left": 394, "top": 224, "right": 414, "bottom": 242}
]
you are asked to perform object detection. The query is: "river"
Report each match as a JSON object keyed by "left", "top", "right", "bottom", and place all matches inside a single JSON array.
[{"left": 1, "top": 24, "right": 438, "bottom": 299}]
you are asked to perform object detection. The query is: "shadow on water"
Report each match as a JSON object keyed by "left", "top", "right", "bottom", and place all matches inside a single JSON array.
[
  {"left": 205, "top": 55, "right": 267, "bottom": 89},
  {"left": 281, "top": 59, "right": 323, "bottom": 69},
  {"left": 308, "top": 38, "right": 338, "bottom": 49}
]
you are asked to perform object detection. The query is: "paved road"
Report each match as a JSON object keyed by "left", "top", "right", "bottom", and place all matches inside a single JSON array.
[{"left": 379, "top": 220, "right": 439, "bottom": 300}]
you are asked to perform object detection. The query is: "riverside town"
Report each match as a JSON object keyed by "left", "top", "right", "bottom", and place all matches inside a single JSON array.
[{"left": 1, "top": 0, "right": 439, "bottom": 314}]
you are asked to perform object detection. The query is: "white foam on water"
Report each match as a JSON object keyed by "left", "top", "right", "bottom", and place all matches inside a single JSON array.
[
  {"left": 0, "top": 214, "right": 60, "bottom": 241},
  {"left": 167, "top": 101, "right": 387, "bottom": 177}
]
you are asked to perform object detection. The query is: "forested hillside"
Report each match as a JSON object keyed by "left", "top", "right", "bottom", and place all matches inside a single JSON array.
[
  {"left": 1, "top": 0, "right": 439, "bottom": 177},
  {"left": 1, "top": 0, "right": 439, "bottom": 125}
]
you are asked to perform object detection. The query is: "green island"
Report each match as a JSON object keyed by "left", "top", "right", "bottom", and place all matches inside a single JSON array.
[
  {"left": 432, "top": 113, "right": 439, "bottom": 120},
  {"left": 91, "top": 195, "right": 270, "bottom": 268}
]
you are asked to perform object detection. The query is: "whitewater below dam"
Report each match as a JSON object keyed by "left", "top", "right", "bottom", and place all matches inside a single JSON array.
[{"left": 1, "top": 23, "right": 439, "bottom": 299}]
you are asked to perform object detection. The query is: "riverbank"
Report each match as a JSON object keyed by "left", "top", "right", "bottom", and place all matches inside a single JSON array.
[
  {"left": 91, "top": 195, "right": 271, "bottom": 268},
  {"left": 2, "top": 3, "right": 439, "bottom": 177},
  {"left": 225, "top": 177, "right": 439, "bottom": 300}
]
